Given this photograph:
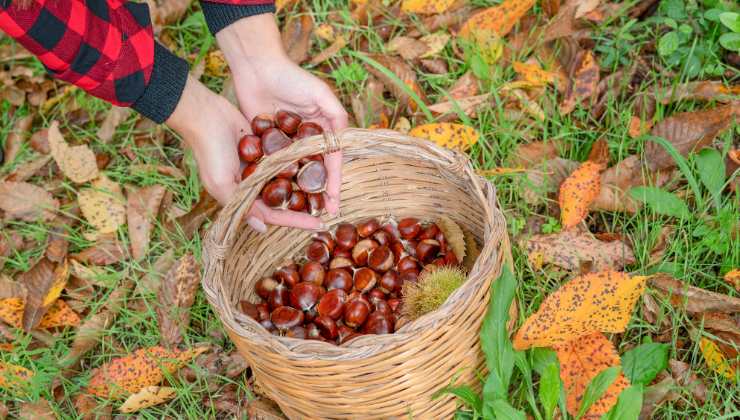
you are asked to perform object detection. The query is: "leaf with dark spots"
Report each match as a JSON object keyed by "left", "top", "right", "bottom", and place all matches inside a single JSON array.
[
  {"left": 156, "top": 253, "right": 201, "bottom": 348},
  {"left": 649, "top": 274, "right": 740, "bottom": 314},
  {"left": 282, "top": 14, "right": 313, "bottom": 64},
  {"left": 560, "top": 49, "right": 600, "bottom": 115},
  {"left": 20, "top": 258, "right": 68, "bottom": 331},
  {"left": 522, "top": 229, "right": 636, "bottom": 272}
]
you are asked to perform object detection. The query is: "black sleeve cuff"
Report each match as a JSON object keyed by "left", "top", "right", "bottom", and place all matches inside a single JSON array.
[
  {"left": 200, "top": 2, "right": 276, "bottom": 35},
  {"left": 132, "top": 42, "right": 189, "bottom": 123}
]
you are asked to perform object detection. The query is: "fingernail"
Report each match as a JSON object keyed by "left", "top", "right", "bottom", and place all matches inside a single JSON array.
[{"left": 247, "top": 216, "right": 267, "bottom": 233}]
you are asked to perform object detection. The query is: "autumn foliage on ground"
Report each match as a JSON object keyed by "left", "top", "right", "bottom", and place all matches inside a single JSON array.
[{"left": 1, "top": 0, "right": 739, "bottom": 418}]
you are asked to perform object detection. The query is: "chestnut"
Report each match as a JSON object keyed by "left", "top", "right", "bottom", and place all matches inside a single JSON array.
[
  {"left": 268, "top": 284, "right": 290, "bottom": 310},
  {"left": 338, "top": 325, "right": 354, "bottom": 343},
  {"left": 287, "top": 190, "right": 307, "bottom": 211},
  {"left": 307, "top": 193, "right": 324, "bottom": 216},
  {"left": 304, "top": 307, "right": 318, "bottom": 323},
  {"left": 334, "top": 249, "right": 352, "bottom": 259},
  {"left": 251, "top": 114, "right": 275, "bottom": 136},
  {"left": 296, "top": 122, "right": 324, "bottom": 139},
  {"left": 271, "top": 306, "right": 304, "bottom": 330},
  {"left": 373, "top": 299, "right": 392, "bottom": 316},
  {"left": 240, "top": 301, "right": 259, "bottom": 320},
  {"left": 418, "top": 224, "right": 440, "bottom": 240},
  {"left": 362, "top": 311, "right": 394, "bottom": 335},
  {"left": 357, "top": 218, "right": 380, "bottom": 238},
  {"left": 367, "top": 246, "right": 393, "bottom": 272},
  {"left": 313, "top": 231, "right": 336, "bottom": 254},
  {"left": 261, "top": 127, "right": 293, "bottom": 155},
  {"left": 238, "top": 134, "right": 263, "bottom": 163},
  {"left": 306, "top": 322, "right": 321, "bottom": 340},
  {"left": 260, "top": 318, "right": 276, "bottom": 332},
  {"left": 372, "top": 230, "right": 392, "bottom": 246},
  {"left": 275, "top": 264, "right": 300, "bottom": 288},
  {"left": 378, "top": 270, "right": 401, "bottom": 294},
  {"left": 397, "top": 256, "right": 419, "bottom": 273},
  {"left": 306, "top": 241, "right": 331, "bottom": 265},
  {"left": 390, "top": 242, "right": 406, "bottom": 263},
  {"left": 317, "top": 289, "right": 347, "bottom": 320},
  {"left": 276, "top": 110, "right": 302, "bottom": 135},
  {"left": 329, "top": 256, "right": 354, "bottom": 270},
  {"left": 399, "top": 269, "right": 419, "bottom": 284},
  {"left": 398, "top": 218, "right": 421, "bottom": 240},
  {"left": 276, "top": 161, "right": 300, "bottom": 179},
  {"left": 241, "top": 163, "right": 258, "bottom": 180},
  {"left": 405, "top": 240, "right": 418, "bottom": 258},
  {"left": 387, "top": 298, "right": 401, "bottom": 313},
  {"left": 353, "top": 267, "right": 379, "bottom": 293},
  {"left": 285, "top": 325, "right": 307, "bottom": 339},
  {"left": 368, "top": 288, "right": 386, "bottom": 302},
  {"left": 430, "top": 257, "right": 446, "bottom": 267},
  {"left": 324, "top": 268, "right": 353, "bottom": 292},
  {"left": 296, "top": 161, "right": 327, "bottom": 193},
  {"left": 255, "top": 277, "right": 279, "bottom": 300},
  {"left": 416, "top": 239, "right": 441, "bottom": 264},
  {"left": 344, "top": 298, "right": 371, "bottom": 328},
  {"left": 444, "top": 251, "right": 459, "bottom": 266},
  {"left": 261, "top": 178, "right": 292, "bottom": 208},
  {"left": 382, "top": 223, "right": 401, "bottom": 241},
  {"left": 256, "top": 303, "right": 270, "bottom": 320},
  {"left": 299, "top": 154, "right": 324, "bottom": 165},
  {"left": 352, "top": 239, "right": 379, "bottom": 266},
  {"left": 335, "top": 223, "right": 359, "bottom": 250},
  {"left": 300, "top": 261, "right": 326, "bottom": 286},
  {"left": 315, "top": 315, "right": 338, "bottom": 340},
  {"left": 290, "top": 282, "right": 324, "bottom": 311}
]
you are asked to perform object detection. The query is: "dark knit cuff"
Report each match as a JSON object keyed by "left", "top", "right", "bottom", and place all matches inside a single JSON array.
[
  {"left": 132, "top": 43, "right": 189, "bottom": 123},
  {"left": 200, "top": 2, "right": 276, "bottom": 35}
]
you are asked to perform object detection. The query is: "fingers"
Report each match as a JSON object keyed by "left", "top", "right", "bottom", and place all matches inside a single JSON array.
[
  {"left": 316, "top": 85, "right": 349, "bottom": 132},
  {"left": 323, "top": 150, "right": 342, "bottom": 216},
  {"left": 250, "top": 200, "right": 326, "bottom": 230}
]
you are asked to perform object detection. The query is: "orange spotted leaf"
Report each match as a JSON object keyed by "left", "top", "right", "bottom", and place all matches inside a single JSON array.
[
  {"left": 699, "top": 337, "right": 737, "bottom": 382},
  {"left": 459, "top": 0, "right": 536, "bottom": 39},
  {"left": 0, "top": 361, "right": 33, "bottom": 391},
  {"left": 0, "top": 298, "right": 79, "bottom": 329},
  {"left": 409, "top": 123, "right": 480, "bottom": 152},
  {"left": 559, "top": 161, "right": 604, "bottom": 229},
  {"left": 555, "top": 332, "right": 630, "bottom": 419},
  {"left": 513, "top": 271, "right": 648, "bottom": 350},
  {"left": 401, "top": 0, "right": 456, "bottom": 15},
  {"left": 512, "top": 61, "right": 558, "bottom": 87},
  {"left": 723, "top": 269, "right": 740, "bottom": 291}
]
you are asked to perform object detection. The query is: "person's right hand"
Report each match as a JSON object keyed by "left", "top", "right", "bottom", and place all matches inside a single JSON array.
[{"left": 166, "top": 75, "right": 325, "bottom": 232}]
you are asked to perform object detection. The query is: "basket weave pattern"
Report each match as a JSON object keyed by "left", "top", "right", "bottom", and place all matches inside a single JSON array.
[{"left": 202, "top": 129, "right": 509, "bottom": 419}]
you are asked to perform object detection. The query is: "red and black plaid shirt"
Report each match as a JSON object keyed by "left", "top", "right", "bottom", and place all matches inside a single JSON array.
[{"left": 0, "top": 0, "right": 274, "bottom": 122}]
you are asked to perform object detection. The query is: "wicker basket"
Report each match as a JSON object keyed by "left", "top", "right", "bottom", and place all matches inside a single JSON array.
[{"left": 202, "top": 129, "right": 510, "bottom": 419}]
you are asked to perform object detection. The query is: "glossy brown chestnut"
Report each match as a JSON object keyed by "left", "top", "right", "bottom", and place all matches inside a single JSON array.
[
  {"left": 398, "top": 218, "right": 421, "bottom": 240},
  {"left": 261, "top": 178, "right": 292, "bottom": 208},
  {"left": 334, "top": 249, "right": 352, "bottom": 259},
  {"left": 307, "top": 193, "right": 324, "bottom": 216},
  {"left": 276, "top": 110, "right": 302, "bottom": 135},
  {"left": 338, "top": 325, "right": 355, "bottom": 343},
  {"left": 251, "top": 114, "right": 275, "bottom": 136},
  {"left": 329, "top": 256, "right": 354, "bottom": 270},
  {"left": 287, "top": 190, "right": 307, "bottom": 211},
  {"left": 444, "top": 251, "right": 459, "bottom": 266},
  {"left": 397, "top": 256, "right": 419, "bottom": 273},
  {"left": 290, "top": 282, "right": 324, "bottom": 311},
  {"left": 418, "top": 224, "right": 440, "bottom": 240},
  {"left": 324, "top": 268, "right": 353, "bottom": 292},
  {"left": 276, "top": 161, "right": 300, "bottom": 179},
  {"left": 382, "top": 223, "right": 401, "bottom": 241},
  {"left": 313, "top": 231, "right": 336, "bottom": 254},
  {"left": 387, "top": 298, "right": 401, "bottom": 313},
  {"left": 274, "top": 264, "right": 300, "bottom": 288},
  {"left": 315, "top": 315, "right": 338, "bottom": 340},
  {"left": 390, "top": 242, "right": 406, "bottom": 263},
  {"left": 255, "top": 277, "right": 279, "bottom": 300},
  {"left": 268, "top": 284, "right": 290, "bottom": 310},
  {"left": 367, "top": 245, "right": 393, "bottom": 272},
  {"left": 270, "top": 306, "right": 304, "bottom": 330},
  {"left": 300, "top": 261, "right": 326, "bottom": 286},
  {"left": 378, "top": 270, "right": 401, "bottom": 294},
  {"left": 352, "top": 239, "right": 379, "bottom": 266},
  {"left": 344, "top": 298, "right": 371, "bottom": 328},
  {"left": 240, "top": 301, "right": 259, "bottom": 320},
  {"left": 296, "top": 121, "right": 323, "bottom": 139},
  {"left": 362, "top": 311, "right": 394, "bottom": 334},
  {"left": 372, "top": 230, "right": 392, "bottom": 247},
  {"left": 238, "top": 134, "right": 263, "bottom": 163},
  {"left": 416, "top": 239, "right": 441, "bottom": 264},
  {"left": 373, "top": 299, "right": 392, "bottom": 316},
  {"left": 430, "top": 257, "right": 446, "bottom": 267},
  {"left": 306, "top": 322, "right": 321, "bottom": 340},
  {"left": 261, "top": 127, "right": 293, "bottom": 155},
  {"left": 335, "top": 223, "right": 359, "bottom": 250},
  {"left": 368, "top": 288, "right": 386, "bottom": 302},
  {"left": 241, "top": 163, "right": 258, "bottom": 180},
  {"left": 317, "top": 289, "right": 347, "bottom": 319},
  {"left": 357, "top": 218, "right": 380, "bottom": 238},
  {"left": 405, "top": 240, "right": 418, "bottom": 258},
  {"left": 285, "top": 325, "right": 307, "bottom": 339},
  {"left": 399, "top": 269, "right": 419, "bottom": 284},
  {"left": 256, "top": 303, "right": 270, "bottom": 320},
  {"left": 296, "top": 161, "right": 327, "bottom": 193},
  {"left": 306, "top": 241, "right": 331, "bottom": 265},
  {"left": 353, "top": 267, "right": 379, "bottom": 293}
]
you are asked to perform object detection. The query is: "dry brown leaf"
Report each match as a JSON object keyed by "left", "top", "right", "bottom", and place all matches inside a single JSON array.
[
  {"left": 413, "top": 5, "right": 475, "bottom": 34},
  {"left": 420, "top": 58, "right": 449, "bottom": 74},
  {"left": 165, "top": 190, "right": 220, "bottom": 240},
  {"left": 652, "top": 81, "right": 740, "bottom": 106},
  {"left": 3, "top": 154, "right": 52, "bottom": 183},
  {"left": 3, "top": 115, "right": 32, "bottom": 165},
  {"left": 119, "top": 386, "right": 177, "bottom": 413},
  {"left": 628, "top": 115, "right": 652, "bottom": 139},
  {"left": 387, "top": 36, "right": 429, "bottom": 60},
  {"left": 351, "top": 76, "right": 386, "bottom": 127},
  {"left": 74, "top": 393, "right": 112, "bottom": 420},
  {"left": 555, "top": 332, "right": 630, "bottom": 419},
  {"left": 282, "top": 14, "right": 313, "bottom": 64},
  {"left": 650, "top": 275, "right": 740, "bottom": 314},
  {"left": 560, "top": 49, "right": 600, "bottom": 115},
  {"left": 45, "top": 225, "right": 69, "bottom": 263},
  {"left": 427, "top": 94, "right": 491, "bottom": 118},
  {"left": 78, "top": 174, "right": 126, "bottom": 234},
  {"left": 48, "top": 121, "right": 99, "bottom": 183},
  {"left": 71, "top": 234, "right": 127, "bottom": 266},
  {"left": 97, "top": 106, "right": 131, "bottom": 143},
  {"left": 522, "top": 229, "right": 636, "bottom": 272},
  {"left": 20, "top": 258, "right": 68, "bottom": 331},
  {"left": 543, "top": 0, "right": 588, "bottom": 41},
  {"left": 409, "top": 123, "right": 480, "bottom": 151},
  {"left": 522, "top": 157, "right": 580, "bottom": 205},
  {"left": 669, "top": 359, "right": 707, "bottom": 403},
  {"left": 126, "top": 185, "right": 166, "bottom": 261},
  {"left": 29, "top": 128, "right": 50, "bottom": 154},
  {"left": 309, "top": 35, "right": 347, "bottom": 65},
  {"left": 0, "top": 182, "right": 58, "bottom": 222},
  {"left": 127, "top": 164, "right": 186, "bottom": 179},
  {"left": 510, "top": 141, "right": 561, "bottom": 168},
  {"left": 513, "top": 271, "right": 647, "bottom": 349},
  {"left": 138, "top": 249, "right": 176, "bottom": 295},
  {"left": 646, "top": 104, "right": 738, "bottom": 171},
  {"left": 365, "top": 54, "right": 428, "bottom": 112},
  {"left": 449, "top": 71, "right": 479, "bottom": 99},
  {"left": 591, "top": 155, "right": 673, "bottom": 214},
  {"left": 17, "top": 398, "right": 54, "bottom": 420},
  {"left": 156, "top": 253, "right": 201, "bottom": 348},
  {"left": 0, "top": 274, "right": 26, "bottom": 299},
  {"left": 458, "top": 0, "right": 535, "bottom": 39},
  {"left": 248, "top": 399, "right": 287, "bottom": 419},
  {"left": 639, "top": 375, "right": 679, "bottom": 419}
]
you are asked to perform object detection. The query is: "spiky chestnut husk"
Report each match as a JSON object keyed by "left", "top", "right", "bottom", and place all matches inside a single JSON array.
[{"left": 401, "top": 266, "right": 466, "bottom": 320}]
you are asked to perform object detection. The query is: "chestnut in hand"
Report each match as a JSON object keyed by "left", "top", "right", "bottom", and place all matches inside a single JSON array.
[
  {"left": 296, "top": 122, "right": 323, "bottom": 139},
  {"left": 287, "top": 190, "right": 307, "bottom": 211},
  {"left": 238, "top": 134, "right": 263, "bottom": 163},
  {"left": 276, "top": 110, "right": 302, "bottom": 135},
  {"left": 306, "top": 193, "right": 324, "bottom": 216},
  {"left": 296, "top": 161, "right": 327, "bottom": 193},
  {"left": 261, "top": 178, "right": 292, "bottom": 208},
  {"left": 261, "top": 127, "right": 293, "bottom": 155},
  {"left": 251, "top": 114, "right": 275, "bottom": 136},
  {"left": 241, "top": 163, "right": 258, "bottom": 180},
  {"left": 276, "top": 161, "right": 300, "bottom": 179}
]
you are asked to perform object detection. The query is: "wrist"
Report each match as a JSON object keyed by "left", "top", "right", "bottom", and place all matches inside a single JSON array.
[
  {"left": 166, "top": 75, "right": 217, "bottom": 140},
  {"left": 217, "top": 14, "right": 288, "bottom": 70}
]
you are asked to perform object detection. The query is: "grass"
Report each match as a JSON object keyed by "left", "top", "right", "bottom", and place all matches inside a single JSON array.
[{"left": 1, "top": 0, "right": 739, "bottom": 418}]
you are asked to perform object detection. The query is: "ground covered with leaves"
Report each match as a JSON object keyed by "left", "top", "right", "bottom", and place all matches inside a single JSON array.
[{"left": 1, "top": 0, "right": 739, "bottom": 418}]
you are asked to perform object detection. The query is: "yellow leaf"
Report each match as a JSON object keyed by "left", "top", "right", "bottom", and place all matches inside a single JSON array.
[
  {"left": 699, "top": 337, "right": 737, "bottom": 382},
  {"left": 204, "top": 50, "right": 227, "bottom": 77},
  {"left": 459, "top": 0, "right": 535, "bottom": 39},
  {"left": 409, "top": 123, "right": 480, "bottom": 152},
  {"left": 314, "top": 23, "right": 335, "bottom": 41},
  {"left": 513, "top": 271, "right": 648, "bottom": 350},
  {"left": 78, "top": 174, "right": 126, "bottom": 234},
  {"left": 42, "top": 259, "right": 68, "bottom": 307},
  {"left": 512, "top": 61, "right": 557, "bottom": 87},
  {"left": 724, "top": 269, "right": 740, "bottom": 291},
  {"left": 419, "top": 33, "right": 451, "bottom": 58},
  {"left": 0, "top": 298, "right": 80, "bottom": 329},
  {"left": 0, "top": 361, "right": 33, "bottom": 391},
  {"left": 401, "top": 0, "right": 456, "bottom": 15},
  {"left": 118, "top": 386, "right": 177, "bottom": 413},
  {"left": 465, "top": 29, "right": 505, "bottom": 65},
  {"left": 48, "top": 121, "right": 99, "bottom": 184},
  {"left": 559, "top": 161, "right": 604, "bottom": 229},
  {"left": 559, "top": 50, "right": 600, "bottom": 115},
  {"left": 555, "top": 332, "right": 630, "bottom": 419}
]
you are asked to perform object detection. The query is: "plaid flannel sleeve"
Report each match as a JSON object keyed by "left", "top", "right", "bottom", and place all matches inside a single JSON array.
[
  {"left": 200, "top": 0, "right": 275, "bottom": 35},
  {"left": 0, "top": 0, "right": 189, "bottom": 123}
]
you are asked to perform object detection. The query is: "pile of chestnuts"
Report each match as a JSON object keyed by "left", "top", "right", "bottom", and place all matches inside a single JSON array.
[
  {"left": 240, "top": 217, "right": 460, "bottom": 345},
  {"left": 239, "top": 110, "right": 327, "bottom": 216}
]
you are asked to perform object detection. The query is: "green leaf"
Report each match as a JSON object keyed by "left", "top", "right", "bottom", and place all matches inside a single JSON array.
[
  {"left": 621, "top": 343, "right": 670, "bottom": 386},
  {"left": 487, "top": 399, "right": 526, "bottom": 420},
  {"left": 433, "top": 385, "right": 483, "bottom": 413},
  {"left": 601, "top": 385, "right": 643, "bottom": 420},
  {"left": 720, "top": 32, "right": 740, "bottom": 52},
  {"left": 539, "top": 362, "right": 561, "bottom": 420},
  {"left": 577, "top": 366, "right": 622, "bottom": 420},
  {"left": 532, "top": 348, "right": 559, "bottom": 376},
  {"left": 480, "top": 267, "right": 517, "bottom": 402},
  {"left": 694, "top": 148, "right": 726, "bottom": 208},
  {"left": 658, "top": 31, "right": 680, "bottom": 56},
  {"left": 629, "top": 186, "right": 690, "bottom": 219},
  {"left": 719, "top": 12, "right": 740, "bottom": 32}
]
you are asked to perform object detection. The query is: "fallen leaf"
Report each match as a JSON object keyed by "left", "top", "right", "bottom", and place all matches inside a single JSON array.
[
  {"left": 510, "top": 140, "right": 561, "bottom": 168},
  {"left": 365, "top": 54, "right": 428, "bottom": 112},
  {"left": 591, "top": 155, "right": 673, "bottom": 214},
  {"left": 45, "top": 225, "right": 69, "bottom": 263},
  {"left": 248, "top": 399, "right": 287, "bottom": 419},
  {"left": 724, "top": 269, "right": 740, "bottom": 291},
  {"left": 165, "top": 190, "right": 220, "bottom": 240},
  {"left": 555, "top": 332, "right": 630, "bottom": 419},
  {"left": 639, "top": 375, "right": 679, "bottom": 419},
  {"left": 138, "top": 249, "right": 177, "bottom": 295},
  {"left": 0, "top": 361, "right": 32, "bottom": 391},
  {"left": 513, "top": 271, "right": 647, "bottom": 349},
  {"left": 97, "top": 107, "right": 131, "bottom": 143},
  {"left": 17, "top": 398, "right": 54, "bottom": 419},
  {"left": 29, "top": 128, "right": 50, "bottom": 154},
  {"left": 559, "top": 160, "right": 605, "bottom": 229},
  {"left": 458, "top": 0, "right": 536, "bottom": 39},
  {"left": 157, "top": 253, "right": 201, "bottom": 348},
  {"left": 653, "top": 81, "right": 740, "bottom": 107},
  {"left": 0, "top": 274, "right": 26, "bottom": 299},
  {"left": 427, "top": 94, "right": 491, "bottom": 118},
  {"left": 649, "top": 275, "right": 740, "bottom": 314},
  {"left": 628, "top": 116, "right": 652, "bottom": 138},
  {"left": 522, "top": 229, "right": 636, "bottom": 272},
  {"left": 3, "top": 154, "right": 52, "bottom": 183},
  {"left": 0, "top": 182, "right": 58, "bottom": 222},
  {"left": 698, "top": 337, "right": 737, "bottom": 381},
  {"left": 127, "top": 164, "right": 186, "bottom": 179},
  {"left": 126, "top": 185, "right": 166, "bottom": 261},
  {"left": 119, "top": 386, "right": 177, "bottom": 413},
  {"left": 420, "top": 58, "right": 449, "bottom": 74},
  {"left": 401, "top": 0, "right": 456, "bottom": 15},
  {"left": 309, "top": 35, "right": 347, "bottom": 65},
  {"left": 476, "top": 167, "right": 526, "bottom": 176},
  {"left": 314, "top": 23, "right": 335, "bottom": 41},
  {"left": 393, "top": 116, "right": 411, "bottom": 134},
  {"left": 646, "top": 104, "right": 738, "bottom": 171},
  {"left": 560, "top": 49, "right": 600, "bottom": 114},
  {"left": 409, "top": 123, "right": 480, "bottom": 151},
  {"left": 668, "top": 359, "right": 707, "bottom": 403},
  {"left": 512, "top": 61, "right": 558, "bottom": 87},
  {"left": 3, "top": 115, "right": 32, "bottom": 165},
  {"left": 20, "top": 258, "right": 68, "bottom": 331},
  {"left": 37, "top": 299, "right": 81, "bottom": 329},
  {"left": 387, "top": 36, "right": 429, "bottom": 60},
  {"left": 48, "top": 121, "right": 99, "bottom": 183},
  {"left": 449, "top": 71, "right": 479, "bottom": 99},
  {"left": 414, "top": 5, "right": 476, "bottom": 34},
  {"left": 74, "top": 393, "right": 112, "bottom": 420},
  {"left": 71, "top": 234, "right": 127, "bottom": 266},
  {"left": 275, "top": 0, "right": 298, "bottom": 12},
  {"left": 282, "top": 14, "right": 313, "bottom": 64},
  {"left": 78, "top": 174, "right": 126, "bottom": 234},
  {"left": 419, "top": 32, "right": 450, "bottom": 58}
]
